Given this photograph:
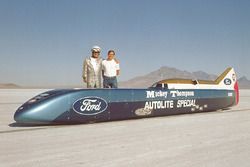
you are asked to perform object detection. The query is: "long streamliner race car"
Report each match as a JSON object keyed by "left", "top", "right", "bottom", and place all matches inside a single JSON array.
[{"left": 14, "top": 67, "right": 239, "bottom": 125}]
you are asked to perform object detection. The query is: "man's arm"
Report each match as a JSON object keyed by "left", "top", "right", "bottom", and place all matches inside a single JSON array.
[
  {"left": 116, "top": 70, "right": 120, "bottom": 76},
  {"left": 82, "top": 59, "right": 87, "bottom": 83},
  {"left": 116, "top": 62, "right": 120, "bottom": 76}
]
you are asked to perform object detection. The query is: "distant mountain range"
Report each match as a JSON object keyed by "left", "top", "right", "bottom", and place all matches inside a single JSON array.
[
  {"left": 0, "top": 83, "right": 20, "bottom": 89},
  {"left": 120, "top": 66, "right": 250, "bottom": 89},
  {"left": 238, "top": 76, "right": 250, "bottom": 89},
  {"left": 1, "top": 66, "right": 250, "bottom": 89}
]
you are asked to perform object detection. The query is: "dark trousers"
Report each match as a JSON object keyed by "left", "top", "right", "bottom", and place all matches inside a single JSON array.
[{"left": 103, "top": 76, "right": 118, "bottom": 88}]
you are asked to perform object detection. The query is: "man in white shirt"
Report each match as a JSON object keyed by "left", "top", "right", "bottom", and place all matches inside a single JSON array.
[
  {"left": 102, "top": 50, "right": 120, "bottom": 88},
  {"left": 82, "top": 46, "right": 103, "bottom": 88}
]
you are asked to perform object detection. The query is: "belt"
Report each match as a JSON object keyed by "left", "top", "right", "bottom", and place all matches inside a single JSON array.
[{"left": 104, "top": 76, "right": 116, "bottom": 79}]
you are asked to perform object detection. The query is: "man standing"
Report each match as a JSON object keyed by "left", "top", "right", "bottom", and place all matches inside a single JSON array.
[
  {"left": 102, "top": 50, "right": 120, "bottom": 88},
  {"left": 82, "top": 46, "right": 103, "bottom": 88}
]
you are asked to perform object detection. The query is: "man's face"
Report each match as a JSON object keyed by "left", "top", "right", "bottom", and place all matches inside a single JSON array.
[
  {"left": 92, "top": 51, "right": 100, "bottom": 58},
  {"left": 108, "top": 52, "right": 115, "bottom": 60}
]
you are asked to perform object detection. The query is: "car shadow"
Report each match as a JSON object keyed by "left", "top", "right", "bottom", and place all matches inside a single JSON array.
[
  {"left": 8, "top": 122, "right": 84, "bottom": 127},
  {"left": 8, "top": 122, "right": 49, "bottom": 127}
]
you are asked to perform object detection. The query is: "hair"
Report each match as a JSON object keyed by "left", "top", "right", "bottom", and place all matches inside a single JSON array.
[{"left": 108, "top": 50, "right": 115, "bottom": 55}]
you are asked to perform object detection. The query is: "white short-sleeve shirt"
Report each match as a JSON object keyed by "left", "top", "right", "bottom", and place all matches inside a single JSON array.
[{"left": 102, "top": 59, "right": 120, "bottom": 77}]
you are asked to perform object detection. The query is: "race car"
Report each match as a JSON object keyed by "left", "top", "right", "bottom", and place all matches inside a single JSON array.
[{"left": 14, "top": 67, "right": 239, "bottom": 124}]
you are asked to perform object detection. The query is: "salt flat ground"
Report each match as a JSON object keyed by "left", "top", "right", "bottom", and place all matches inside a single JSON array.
[{"left": 0, "top": 89, "right": 250, "bottom": 167}]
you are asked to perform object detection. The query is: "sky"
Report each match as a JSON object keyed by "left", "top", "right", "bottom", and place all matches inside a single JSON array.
[{"left": 0, "top": 0, "right": 249, "bottom": 87}]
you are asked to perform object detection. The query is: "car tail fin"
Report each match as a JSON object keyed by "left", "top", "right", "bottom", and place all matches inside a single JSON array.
[{"left": 215, "top": 67, "right": 239, "bottom": 105}]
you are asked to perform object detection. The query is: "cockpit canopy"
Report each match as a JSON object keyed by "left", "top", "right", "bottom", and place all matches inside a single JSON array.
[
  {"left": 150, "top": 82, "right": 168, "bottom": 89},
  {"left": 150, "top": 78, "right": 212, "bottom": 89}
]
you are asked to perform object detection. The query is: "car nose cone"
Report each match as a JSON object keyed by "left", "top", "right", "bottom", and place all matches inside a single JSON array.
[{"left": 14, "top": 105, "right": 49, "bottom": 124}]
